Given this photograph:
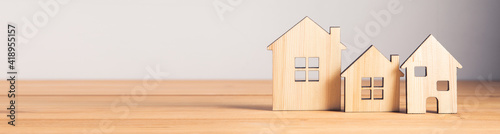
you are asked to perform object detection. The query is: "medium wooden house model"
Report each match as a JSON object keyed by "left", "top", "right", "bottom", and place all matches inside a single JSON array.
[{"left": 341, "top": 45, "right": 404, "bottom": 112}]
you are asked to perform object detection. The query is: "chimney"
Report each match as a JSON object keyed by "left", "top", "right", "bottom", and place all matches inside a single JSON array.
[
  {"left": 330, "top": 26, "right": 341, "bottom": 44},
  {"left": 390, "top": 54, "right": 400, "bottom": 67}
]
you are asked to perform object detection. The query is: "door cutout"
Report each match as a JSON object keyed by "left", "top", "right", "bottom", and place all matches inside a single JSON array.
[{"left": 426, "top": 97, "right": 438, "bottom": 113}]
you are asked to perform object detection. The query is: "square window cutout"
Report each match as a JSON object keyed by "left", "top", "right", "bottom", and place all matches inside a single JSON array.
[
  {"left": 308, "top": 57, "right": 319, "bottom": 68},
  {"left": 308, "top": 70, "right": 319, "bottom": 82},
  {"left": 295, "top": 57, "right": 306, "bottom": 68},
  {"left": 361, "top": 89, "right": 371, "bottom": 100},
  {"left": 415, "top": 66, "right": 427, "bottom": 77},
  {"left": 373, "top": 89, "right": 383, "bottom": 100},
  {"left": 374, "top": 77, "right": 384, "bottom": 87},
  {"left": 361, "top": 77, "right": 371, "bottom": 87},
  {"left": 437, "top": 80, "right": 449, "bottom": 91},
  {"left": 295, "top": 71, "right": 306, "bottom": 82}
]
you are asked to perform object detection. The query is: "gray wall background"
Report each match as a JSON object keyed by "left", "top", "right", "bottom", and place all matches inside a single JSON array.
[{"left": 0, "top": 0, "right": 499, "bottom": 80}]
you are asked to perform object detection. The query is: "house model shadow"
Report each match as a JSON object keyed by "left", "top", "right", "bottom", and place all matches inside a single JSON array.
[{"left": 267, "top": 17, "right": 462, "bottom": 114}]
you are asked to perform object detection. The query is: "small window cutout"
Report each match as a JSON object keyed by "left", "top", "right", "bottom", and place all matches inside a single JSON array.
[
  {"left": 361, "top": 89, "right": 371, "bottom": 100},
  {"left": 373, "top": 77, "right": 384, "bottom": 87},
  {"left": 415, "top": 66, "right": 427, "bottom": 77},
  {"left": 373, "top": 89, "right": 384, "bottom": 100},
  {"left": 295, "top": 71, "right": 306, "bottom": 82},
  {"left": 437, "top": 80, "right": 449, "bottom": 91},
  {"left": 308, "top": 70, "right": 319, "bottom": 82},
  {"left": 361, "top": 77, "right": 371, "bottom": 87},
  {"left": 308, "top": 57, "right": 319, "bottom": 68},
  {"left": 295, "top": 57, "right": 306, "bottom": 68}
]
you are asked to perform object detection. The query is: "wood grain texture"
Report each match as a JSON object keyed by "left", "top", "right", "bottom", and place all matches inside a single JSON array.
[
  {"left": 341, "top": 46, "right": 404, "bottom": 112},
  {"left": 1, "top": 80, "right": 500, "bottom": 134},
  {"left": 402, "top": 35, "right": 462, "bottom": 114},
  {"left": 10, "top": 80, "right": 272, "bottom": 95},
  {"left": 268, "top": 17, "right": 346, "bottom": 110}
]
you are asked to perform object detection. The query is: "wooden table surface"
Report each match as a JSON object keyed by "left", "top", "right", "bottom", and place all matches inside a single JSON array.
[{"left": 1, "top": 80, "right": 500, "bottom": 134}]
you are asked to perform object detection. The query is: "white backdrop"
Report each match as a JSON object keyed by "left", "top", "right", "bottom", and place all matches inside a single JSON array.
[{"left": 0, "top": 0, "right": 499, "bottom": 80}]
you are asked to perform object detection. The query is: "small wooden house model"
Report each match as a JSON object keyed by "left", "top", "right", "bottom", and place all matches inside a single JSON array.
[
  {"left": 341, "top": 45, "right": 403, "bottom": 112},
  {"left": 401, "top": 35, "right": 462, "bottom": 114},
  {"left": 267, "top": 17, "right": 346, "bottom": 110}
]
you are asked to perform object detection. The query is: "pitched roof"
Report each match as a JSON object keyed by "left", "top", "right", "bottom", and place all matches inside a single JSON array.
[
  {"left": 341, "top": 45, "right": 404, "bottom": 76},
  {"left": 267, "top": 16, "right": 346, "bottom": 50},
  {"left": 400, "top": 34, "right": 463, "bottom": 68}
]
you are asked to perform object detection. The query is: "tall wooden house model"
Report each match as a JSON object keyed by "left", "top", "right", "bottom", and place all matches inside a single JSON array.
[{"left": 267, "top": 17, "right": 346, "bottom": 110}]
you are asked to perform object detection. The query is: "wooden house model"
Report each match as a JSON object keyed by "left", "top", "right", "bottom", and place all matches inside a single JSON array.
[
  {"left": 267, "top": 16, "right": 462, "bottom": 114},
  {"left": 401, "top": 35, "right": 462, "bottom": 114},
  {"left": 341, "top": 45, "right": 404, "bottom": 112},
  {"left": 267, "top": 17, "right": 346, "bottom": 110}
]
